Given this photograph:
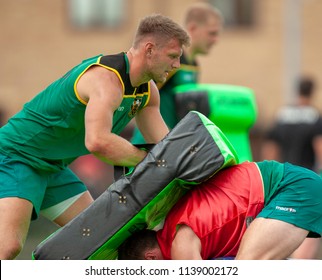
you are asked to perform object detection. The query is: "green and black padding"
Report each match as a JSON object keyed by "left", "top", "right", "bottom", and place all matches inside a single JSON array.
[
  {"left": 174, "top": 84, "right": 257, "bottom": 162},
  {"left": 32, "top": 111, "right": 238, "bottom": 260}
]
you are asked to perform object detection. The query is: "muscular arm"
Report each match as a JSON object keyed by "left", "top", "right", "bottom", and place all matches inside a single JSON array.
[
  {"left": 135, "top": 81, "right": 169, "bottom": 144},
  {"left": 77, "top": 66, "right": 147, "bottom": 166},
  {"left": 171, "top": 224, "right": 202, "bottom": 260}
]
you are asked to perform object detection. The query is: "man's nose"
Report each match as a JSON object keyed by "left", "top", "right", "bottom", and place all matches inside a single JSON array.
[{"left": 172, "top": 58, "right": 181, "bottom": 69}]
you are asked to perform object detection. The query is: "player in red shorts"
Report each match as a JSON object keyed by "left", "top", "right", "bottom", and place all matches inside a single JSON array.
[{"left": 118, "top": 160, "right": 322, "bottom": 260}]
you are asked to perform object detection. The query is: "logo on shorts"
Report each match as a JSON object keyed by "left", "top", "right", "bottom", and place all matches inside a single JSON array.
[{"left": 275, "top": 206, "right": 297, "bottom": 213}]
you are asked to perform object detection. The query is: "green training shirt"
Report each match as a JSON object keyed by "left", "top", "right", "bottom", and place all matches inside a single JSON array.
[{"left": 0, "top": 53, "right": 150, "bottom": 171}]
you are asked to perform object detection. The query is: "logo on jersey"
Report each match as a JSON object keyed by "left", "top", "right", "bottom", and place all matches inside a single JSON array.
[{"left": 128, "top": 98, "right": 142, "bottom": 117}]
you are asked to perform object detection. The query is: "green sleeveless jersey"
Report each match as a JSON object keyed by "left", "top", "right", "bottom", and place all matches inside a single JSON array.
[{"left": 0, "top": 53, "right": 150, "bottom": 171}]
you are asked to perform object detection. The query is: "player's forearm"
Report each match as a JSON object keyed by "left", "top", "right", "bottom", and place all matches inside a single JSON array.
[{"left": 87, "top": 133, "right": 147, "bottom": 167}]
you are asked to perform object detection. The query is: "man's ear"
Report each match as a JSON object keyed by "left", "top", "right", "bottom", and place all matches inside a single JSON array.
[
  {"left": 144, "top": 248, "right": 161, "bottom": 260},
  {"left": 145, "top": 42, "right": 154, "bottom": 57},
  {"left": 186, "top": 21, "right": 198, "bottom": 34}
]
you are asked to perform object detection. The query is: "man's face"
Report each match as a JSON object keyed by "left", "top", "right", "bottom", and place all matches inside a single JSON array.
[
  {"left": 147, "top": 38, "right": 183, "bottom": 84},
  {"left": 191, "top": 16, "right": 221, "bottom": 55}
]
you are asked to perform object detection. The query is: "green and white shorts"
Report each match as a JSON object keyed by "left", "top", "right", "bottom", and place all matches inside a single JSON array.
[{"left": 0, "top": 154, "right": 87, "bottom": 220}]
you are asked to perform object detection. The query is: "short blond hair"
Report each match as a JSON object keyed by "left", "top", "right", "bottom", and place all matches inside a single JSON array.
[
  {"left": 184, "top": 2, "right": 223, "bottom": 26},
  {"left": 133, "top": 14, "right": 190, "bottom": 48}
]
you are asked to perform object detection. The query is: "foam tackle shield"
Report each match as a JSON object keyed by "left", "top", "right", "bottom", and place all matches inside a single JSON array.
[{"left": 33, "top": 111, "right": 238, "bottom": 260}]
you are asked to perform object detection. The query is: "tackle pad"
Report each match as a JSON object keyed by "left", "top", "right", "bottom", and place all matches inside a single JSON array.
[
  {"left": 32, "top": 111, "right": 238, "bottom": 260},
  {"left": 174, "top": 84, "right": 257, "bottom": 162}
]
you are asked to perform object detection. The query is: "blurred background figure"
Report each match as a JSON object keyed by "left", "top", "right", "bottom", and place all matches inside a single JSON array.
[
  {"left": 261, "top": 75, "right": 322, "bottom": 259},
  {"left": 131, "top": 2, "right": 223, "bottom": 144},
  {"left": 262, "top": 76, "right": 322, "bottom": 171}
]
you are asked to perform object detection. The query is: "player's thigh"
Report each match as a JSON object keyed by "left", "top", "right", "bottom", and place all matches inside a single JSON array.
[
  {"left": 41, "top": 167, "right": 93, "bottom": 225},
  {"left": 53, "top": 191, "right": 94, "bottom": 226},
  {"left": 236, "top": 217, "right": 308, "bottom": 259},
  {"left": 290, "top": 237, "right": 322, "bottom": 259},
  {"left": 0, "top": 197, "right": 33, "bottom": 245},
  {"left": 0, "top": 154, "right": 48, "bottom": 220}
]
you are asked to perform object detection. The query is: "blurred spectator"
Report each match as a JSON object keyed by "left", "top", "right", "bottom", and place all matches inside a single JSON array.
[
  {"left": 262, "top": 76, "right": 322, "bottom": 171},
  {"left": 261, "top": 75, "right": 322, "bottom": 258}
]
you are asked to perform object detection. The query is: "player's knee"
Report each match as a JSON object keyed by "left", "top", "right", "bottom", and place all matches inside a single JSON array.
[{"left": 0, "top": 238, "right": 24, "bottom": 260}]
